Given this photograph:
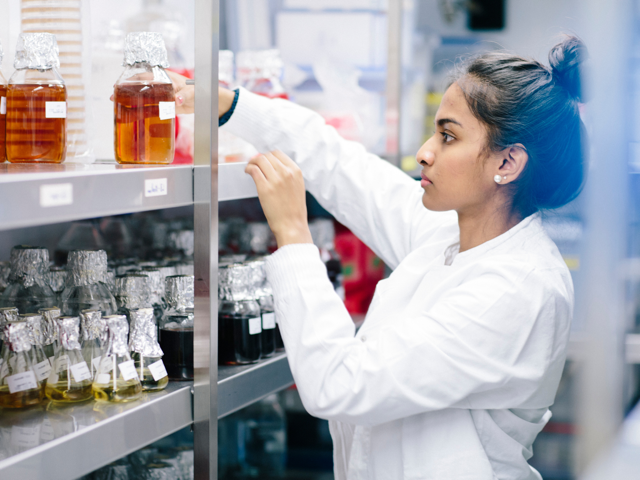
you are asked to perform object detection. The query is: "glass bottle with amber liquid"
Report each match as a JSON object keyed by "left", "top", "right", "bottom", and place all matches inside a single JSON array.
[
  {"left": 129, "top": 307, "right": 168, "bottom": 391},
  {"left": 114, "top": 32, "right": 175, "bottom": 164},
  {"left": 0, "top": 39, "right": 7, "bottom": 163},
  {"left": 93, "top": 315, "right": 143, "bottom": 403},
  {"left": 6, "top": 33, "right": 66, "bottom": 163},
  {"left": 0, "top": 321, "right": 43, "bottom": 408}
]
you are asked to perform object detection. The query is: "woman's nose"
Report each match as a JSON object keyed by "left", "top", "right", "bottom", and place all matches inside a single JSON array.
[{"left": 416, "top": 147, "right": 435, "bottom": 167}]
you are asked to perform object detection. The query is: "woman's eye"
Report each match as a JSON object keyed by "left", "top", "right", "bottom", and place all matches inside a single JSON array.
[{"left": 440, "top": 132, "right": 454, "bottom": 143}]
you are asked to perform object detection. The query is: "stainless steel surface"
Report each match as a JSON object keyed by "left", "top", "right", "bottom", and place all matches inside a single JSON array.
[
  {"left": 0, "top": 382, "right": 192, "bottom": 480},
  {"left": 218, "top": 353, "right": 294, "bottom": 419},
  {"left": 0, "top": 163, "right": 193, "bottom": 231},
  {"left": 193, "top": 0, "right": 219, "bottom": 478},
  {"left": 218, "top": 162, "right": 258, "bottom": 201},
  {"left": 625, "top": 334, "right": 640, "bottom": 364},
  {"left": 384, "top": 0, "right": 402, "bottom": 166}
]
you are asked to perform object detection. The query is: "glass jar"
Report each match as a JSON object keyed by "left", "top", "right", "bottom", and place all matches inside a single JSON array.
[
  {"left": 0, "top": 40, "right": 6, "bottom": 163},
  {"left": 22, "top": 313, "right": 52, "bottom": 386},
  {"left": 247, "top": 259, "right": 276, "bottom": 358},
  {"left": 129, "top": 307, "right": 168, "bottom": 391},
  {"left": 115, "top": 273, "right": 152, "bottom": 316},
  {"left": 159, "top": 275, "right": 194, "bottom": 380},
  {"left": 114, "top": 32, "right": 175, "bottom": 165},
  {"left": 6, "top": 33, "right": 66, "bottom": 164},
  {"left": 0, "top": 246, "right": 57, "bottom": 313},
  {"left": 60, "top": 250, "right": 117, "bottom": 317},
  {"left": 0, "top": 321, "right": 43, "bottom": 408}
]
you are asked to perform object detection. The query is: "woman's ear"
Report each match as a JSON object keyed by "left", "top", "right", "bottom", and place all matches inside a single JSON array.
[{"left": 497, "top": 144, "right": 528, "bottom": 184}]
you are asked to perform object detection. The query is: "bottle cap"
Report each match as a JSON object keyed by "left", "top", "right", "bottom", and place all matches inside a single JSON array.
[
  {"left": 0, "top": 261, "right": 11, "bottom": 291},
  {"left": 129, "top": 307, "right": 163, "bottom": 357},
  {"left": 218, "top": 264, "right": 253, "bottom": 302},
  {"left": 14, "top": 32, "right": 60, "bottom": 70},
  {"left": 56, "top": 316, "right": 82, "bottom": 351},
  {"left": 165, "top": 275, "right": 194, "bottom": 310},
  {"left": 4, "top": 321, "right": 31, "bottom": 353},
  {"left": 104, "top": 315, "right": 129, "bottom": 356},
  {"left": 123, "top": 32, "right": 170, "bottom": 68},
  {"left": 80, "top": 309, "right": 107, "bottom": 343},
  {"left": 67, "top": 250, "right": 108, "bottom": 287},
  {"left": 0, "top": 307, "right": 19, "bottom": 341},
  {"left": 21, "top": 313, "right": 46, "bottom": 346},
  {"left": 245, "top": 259, "right": 268, "bottom": 298},
  {"left": 9, "top": 245, "right": 49, "bottom": 288},
  {"left": 115, "top": 274, "right": 151, "bottom": 310},
  {"left": 139, "top": 268, "right": 163, "bottom": 306},
  {"left": 47, "top": 267, "right": 68, "bottom": 294},
  {"left": 167, "top": 230, "right": 194, "bottom": 257},
  {"left": 39, "top": 307, "right": 61, "bottom": 346}
]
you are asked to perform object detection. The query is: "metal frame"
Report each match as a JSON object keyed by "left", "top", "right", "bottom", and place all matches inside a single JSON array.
[{"left": 385, "top": 0, "right": 403, "bottom": 166}]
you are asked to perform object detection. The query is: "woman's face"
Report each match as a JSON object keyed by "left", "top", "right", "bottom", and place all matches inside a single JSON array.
[{"left": 416, "top": 82, "right": 499, "bottom": 213}]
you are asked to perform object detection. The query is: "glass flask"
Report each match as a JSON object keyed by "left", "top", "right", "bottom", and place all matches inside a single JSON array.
[
  {"left": 60, "top": 250, "right": 117, "bottom": 317},
  {"left": 80, "top": 309, "right": 107, "bottom": 380},
  {"left": 129, "top": 307, "right": 168, "bottom": 391},
  {"left": 159, "top": 275, "right": 194, "bottom": 380},
  {"left": 47, "top": 266, "right": 67, "bottom": 295},
  {"left": 0, "top": 40, "right": 6, "bottom": 162},
  {"left": 6, "top": 33, "right": 67, "bottom": 164},
  {"left": 45, "top": 316, "right": 92, "bottom": 403},
  {"left": 218, "top": 264, "right": 262, "bottom": 365},
  {"left": 22, "top": 313, "right": 52, "bottom": 386},
  {"left": 54, "top": 220, "right": 107, "bottom": 266},
  {"left": 114, "top": 32, "right": 175, "bottom": 165},
  {"left": 0, "top": 321, "right": 44, "bottom": 408},
  {"left": 93, "top": 315, "right": 143, "bottom": 403},
  {"left": 247, "top": 259, "right": 276, "bottom": 358},
  {"left": 39, "top": 307, "right": 61, "bottom": 359},
  {"left": 115, "top": 274, "right": 152, "bottom": 317},
  {"left": 0, "top": 307, "right": 18, "bottom": 353},
  {"left": 0, "top": 246, "right": 57, "bottom": 313}
]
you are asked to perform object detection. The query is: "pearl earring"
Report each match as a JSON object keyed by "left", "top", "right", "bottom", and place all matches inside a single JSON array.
[{"left": 494, "top": 175, "right": 502, "bottom": 183}]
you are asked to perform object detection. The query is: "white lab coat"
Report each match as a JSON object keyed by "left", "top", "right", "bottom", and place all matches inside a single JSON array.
[{"left": 223, "top": 89, "right": 573, "bottom": 480}]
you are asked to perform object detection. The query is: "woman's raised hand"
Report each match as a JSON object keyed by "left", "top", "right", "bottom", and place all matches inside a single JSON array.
[
  {"left": 165, "top": 70, "right": 194, "bottom": 114},
  {"left": 245, "top": 151, "right": 313, "bottom": 248}
]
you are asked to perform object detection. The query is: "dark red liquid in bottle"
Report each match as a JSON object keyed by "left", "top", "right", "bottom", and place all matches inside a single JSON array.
[
  {"left": 260, "top": 310, "right": 276, "bottom": 358},
  {"left": 218, "top": 314, "right": 261, "bottom": 365},
  {"left": 159, "top": 327, "right": 193, "bottom": 380}
]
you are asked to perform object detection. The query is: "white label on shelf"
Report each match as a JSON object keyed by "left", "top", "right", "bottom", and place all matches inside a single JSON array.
[
  {"left": 40, "top": 183, "right": 73, "bottom": 208},
  {"left": 249, "top": 317, "right": 262, "bottom": 335},
  {"left": 147, "top": 359, "right": 168, "bottom": 381},
  {"left": 45, "top": 101, "right": 66, "bottom": 118},
  {"left": 33, "top": 359, "right": 52, "bottom": 382},
  {"left": 40, "top": 418, "right": 54, "bottom": 442},
  {"left": 70, "top": 361, "right": 91, "bottom": 382},
  {"left": 95, "top": 373, "right": 111, "bottom": 385},
  {"left": 7, "top": 371, "right": 38, "bottom": 393},
  {"left": 158, "top": 101, "right": 175, "bottom": 120},
  {"left": 11, "top": 425, "right": 40, "bottom": 449},
  {"left": 145, "top": 178, "right": 168, "bottom": 197},
  {"left": 262, "top": 313, "right": 276, "bottom": 330},
  {"left": 1, "top": 97, "right": 6, "bottom": 115},
  {"left": 91, "top": 355, "right": 102, "bottom": 376},
  {"left": 56, "top": 354, "right": 69, "bottom": 373},
  {"left": 118, "top": 360, "right": 139, "bottom": 381}
]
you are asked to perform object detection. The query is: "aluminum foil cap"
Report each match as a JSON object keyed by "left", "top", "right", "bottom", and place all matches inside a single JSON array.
[
  {"left": 5, "top": 321, "right": 32, "bottom": 353},
  {"left": 104, "top": 315, "right": 129, "bottom": 356},
  {"left": 80, "top": 309, "right": 107, "bottom": 343},
  {"left": 123, "top": 32, "right": 169, "bottom": 68},
  {"left": 0, "top": 307, "right": 19, "bottom": 341},
  {"left": 67, "top": 250, "right": 108, "bottom": 287},
  {"left": 115, "top": 274, "right": 151, "bottom": 310},
  {"left": 48, "top": 267, "right": 68, "bottom": 294},
  {"left": 0, "top": 261, "right": 11, "bottom": 291},
  {"left": 165, "top": 275, "right": 194, "bottom": 311},
  {"left": 56, "top": 316, "right": 82, "bottom": 351},
  {"left": 168, "top": 230, "right": 194, "bottom": 257},
  {"left": 129, "top": 308, "right": 163, "bottom": 357},
  {"left": 14, "top": 33, "right": 60, "bottom": 70},
  {"left": 246, "top": 259, "right": 267, "bottom": 297},
  {"left": 162, "top": 314, "right": 194, "bottom": 330},
  {"left": 218, "top": 264, "right": 253, "bottom": 301},
  {"left": 9, "top": 245, "right": 49, "bottom": 288},
  {"left": 39, "top": 307, "right": 61, "bottom": 345},
  {"left": 22, "top": 313, "right": 46, "bottom": 346},
  {"left": 140, "top": 268, "right": 163, "bottom": 306}
]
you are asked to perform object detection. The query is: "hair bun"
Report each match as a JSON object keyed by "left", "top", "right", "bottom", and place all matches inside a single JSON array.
[{"left": 548, "top": 36, "right": 589, "bottom": 102}]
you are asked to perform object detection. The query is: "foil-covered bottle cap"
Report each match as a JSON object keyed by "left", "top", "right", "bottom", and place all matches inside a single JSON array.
[
  {"left": 39, "top": 307, "right": 61, "bottom": 345},
  {"left": 129, "top": 308, "right": 163, "bottom": 357},
  {"left": 104, "top": 269, "right": 116, "bottom": 292},
  {"left": 218, "top": 264, "right": 253, "bottom": 302},
  {"left": 168, "top": 230, "right": 194, "bottom": 257},
  {"left": 56, "top": 316, "right": 82, "bottom": 351},
  {"left": 245, "top": 259, "right": 267, "bottom": 297},
  {"left": 123, "top": 32, "right": 170, "bottom": 68},
  {"left": 9, "top": 245, "right": 49, "bottom": 288},
  {"left": 115, "top": 274, "right": 151, "bottom": 310},
  {"left": 140, "top": 268, "right": 163, "bottom": 306},
  {"left": 0, "top": 261, "right": 11, "bottom": 291},
  {"left": 165, "top": 275, "right": 194, "bottom": 311},
  {"left": 4, "top": 321, "right": 32, "bottom": 353},
  {"left": 14, "top": 33, "right": 60, "bottom": 70},
  {"left": 21, "top": 313, "right": 46, "bottom": 346},
  {"left": 104, "top": 315, "right": 129, "bottom": 356},
  {"left": 162, "top": 314, "right": 194, "bottom": 330},
  {"left": 80, "top": 309, "right": 107, "bottom": 343},
  {"left": 67, "top": 250, "right": 108, "bottom": 287},
  {"left": 240, "top": 223, "right": 273, "bottom": 254},
  {"left": 47, "top": 267, "right": 68, "bottom": 294},
  {"left": 0, "top": 307, "right": 19, "bottom": 341}
]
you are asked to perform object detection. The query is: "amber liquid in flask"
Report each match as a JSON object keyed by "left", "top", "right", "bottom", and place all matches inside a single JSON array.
[
  {"left": 6, "top": 84, "right": 67, "bottom": 163},
  {"left": 114, "top": 83, "right": 175, "bottom": 164},
  {"left": 0, "top": 82, "right": 6, "bottom": 162}
]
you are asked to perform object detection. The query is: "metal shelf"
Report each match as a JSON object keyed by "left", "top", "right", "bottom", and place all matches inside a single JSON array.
[
  {"left": 218, "top": 353, "right": 294, "bottom": 418},
  {"left": 0, "top": 162, "right": 194, "bottom": 231},
  {"left": 0, "top": 381, "right": 193, "bottom": 480},
  {"left": 218, "top": 162, "right": 258, "bottom": 202}
]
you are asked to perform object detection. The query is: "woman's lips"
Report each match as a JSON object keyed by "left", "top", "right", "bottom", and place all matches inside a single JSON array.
[{"left": 420, "top": 173, "right": 432, "bottom": 188}]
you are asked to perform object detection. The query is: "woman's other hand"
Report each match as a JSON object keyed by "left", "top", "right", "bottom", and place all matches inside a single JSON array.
[
  {"left": 165, "top": 70, "right": 194, "bottom": 114},
  {"left": 245, "top": 151, "right": 313, "bottom": 248}
]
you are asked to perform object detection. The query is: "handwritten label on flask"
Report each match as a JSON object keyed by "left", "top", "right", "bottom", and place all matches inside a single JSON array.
[
  {"left": 7, "top": 371, "right": 38, "bottom": 393},
  {"left": 148, "top": 360, "right": 168, "bottom": 381},
  {"left": 45, "top": 101, "right": 66, "bottom": 118},
  {"left": 158, "top": 101, "right": 175, "bottom": 120},
  {"left": 145, "top": 178, "right": 168, "bottom": 197},
  {"left": 33, "top": 360, "right": 52, "bottom": 382},
  {"left": 70, "top": 362, "right": 91, "bottom": 382},
  {"left": 118, "top": 360, "right": 139, "bottom": 381},
  {"left": 249, "top": 317, "right": 262, "bottom": 335}
]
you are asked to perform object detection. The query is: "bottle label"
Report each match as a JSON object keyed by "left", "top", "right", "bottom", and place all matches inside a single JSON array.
[
  {"left": 118, "top": 359, "right": 139, "bottom": 381},
  {"left": 249, "top": 317, "right": 262, "bottom": 335},
  {"left": 7, "top": 371, "right": 38, "bottom": 393},
  {"left": 33, "top": 359, "right": 52, "bottom": 382},
  {"left": 0, "top": 97, "right": 5, "bottom": 115},
  {"left": 11, "top": 425, "right": 40, "bottom": 449},
  {"left": 99, "top": 356, "right": 114, "bottom": 373},
  {"left": 91, "top": 356, "right": 102, "bottom": 376},
  {"left": 147, "top": 359, "right": 168, "bottom": 381},
  {"left": 70, "top": 362, "right": 91, "bottom": 382},
  {"left": 56, "top": 354, "right": 69, "bottom": 373},
  {"left": 40, "top": 418, "right": 54, "bottom": 442},
  {"left": 159, "top": 101, "right": 176, "bottom": 120},
  {"left": 262, "top": 313, "right": 276, "bottom": 330},
  {"left": 95, "top": 373, "right": 111, "bottom": 385},
  {"left": 45, "top": 101, "right": 67, "bottom": 118}
]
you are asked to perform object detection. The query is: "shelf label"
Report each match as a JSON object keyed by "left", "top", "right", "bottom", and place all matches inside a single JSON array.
[
  {"left": 249, "top": 317, "right": 262, "bottom": 335},
  {"left": 0, "top": 97, "right": 5, "bottom": 115},
  {"left": 40, "top": 418, "right": 54, "bottom": 442},
  {"left": 118, "top": 360, "right": 139, "bottom": 381},
  {"left": 262, "top": 312, "right": 276, "bottom": 330},
  {"left": 148, "top": 359, "right": 168, "bottom": 381},
  {"left": 145, "top": 178, "right": 168, "bottom": 197},
  {"left": 70, "top": 361, "right": 91, "bottom": 382},
  {"left": 159, "top": 101, "right": 176, "bottom": 120},
  {"left": 7, "top": 371, "right": 38, "bottom": 393},
  {"left": 45, "top": 101, "right": 67, "bottom": 118},
  {"left": 40, "top": 183, "right": 73, "bottom": 207},
  {"left": 33, "top": 359, "right": 52, "bottom": 382}
]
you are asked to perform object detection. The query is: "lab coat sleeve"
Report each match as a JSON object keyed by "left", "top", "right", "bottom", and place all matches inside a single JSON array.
[
  {"left": 222, "top": 88, "right": 454, "bottom": 269},
  {"left": 267, "top": 244, "right": 571, "bottom": 427}
]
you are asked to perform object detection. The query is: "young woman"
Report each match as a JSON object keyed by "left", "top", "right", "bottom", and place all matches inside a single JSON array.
[{"left": 176, "top": 36, "right": 587, "bottom": 479}]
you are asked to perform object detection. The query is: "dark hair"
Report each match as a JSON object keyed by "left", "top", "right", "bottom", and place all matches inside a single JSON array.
[{"left": 453, "top": 36, "right": 588, "bottom": 216}]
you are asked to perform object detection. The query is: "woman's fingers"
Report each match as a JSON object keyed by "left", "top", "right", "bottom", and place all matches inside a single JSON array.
[
  {"left": 244, "top": 162, "right": 268, "bottom": 189},
  {"left": 270, "top": 150, "right": 297, "bottom": 169},
  {"left": 249, "top": 154, "right": 278, "bottom": 181}
]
